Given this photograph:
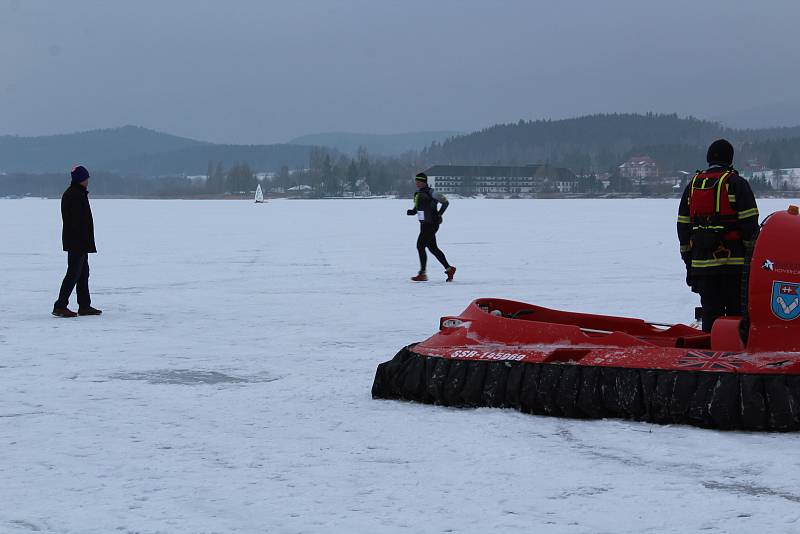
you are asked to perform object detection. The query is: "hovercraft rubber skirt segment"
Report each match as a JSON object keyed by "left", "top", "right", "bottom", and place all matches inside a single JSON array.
[{"left": 372, "top": 346, "right": 800, "bottom": 431}]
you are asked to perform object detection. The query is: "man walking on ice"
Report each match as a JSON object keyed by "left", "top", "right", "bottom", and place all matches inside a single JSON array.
[
  {"left": 407, "top": 172, "right": 456, "bottom": 282},
  {"left": 53, "top": 165, "right": 102, "bottom": 317}
]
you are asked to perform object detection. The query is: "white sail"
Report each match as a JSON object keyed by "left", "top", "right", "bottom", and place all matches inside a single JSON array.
[{"left": 254, "top": 184, "right": 264, "bottom": 203}]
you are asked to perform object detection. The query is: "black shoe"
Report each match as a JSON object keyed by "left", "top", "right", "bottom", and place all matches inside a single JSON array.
[
  {"left": 53, "top": 307, "right": 78, "bottom": 318},
  {"left": 78, "top": 306, "right": 102, "bottom": 316}
]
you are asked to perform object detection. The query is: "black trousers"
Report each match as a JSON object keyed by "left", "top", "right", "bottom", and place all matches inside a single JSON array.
[
  {"left": 417, "top": 222, "right": 450, "bottom": 273},
  {"left": 696, "top": 272, "right": 742, "bottom": 332},
  {"left": 55, "top": 252, "right": 91, "bottom": 309}
]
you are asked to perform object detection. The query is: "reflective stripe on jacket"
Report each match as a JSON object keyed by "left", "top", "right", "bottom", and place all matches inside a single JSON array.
[{"left": 677, "top": 166, "right": 758, "bottom": 273}]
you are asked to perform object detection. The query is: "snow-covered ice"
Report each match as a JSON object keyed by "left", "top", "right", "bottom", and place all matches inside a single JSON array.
[{"left": 3, "top": 197, "right": 800, "bottom": 533}]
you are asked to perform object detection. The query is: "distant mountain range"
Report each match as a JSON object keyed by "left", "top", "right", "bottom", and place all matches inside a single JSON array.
[
  {"left": 288, "top": 131, "right": 462, "bottom": 156},
  {"left": 0, "top": 126, "right": 460, "bottom": 175},
  {"left": 6, "top": 115, "right": 800, "bottom": 179},
  {"left": 0, "top": 126, "right": 315, "bottom": 175}
]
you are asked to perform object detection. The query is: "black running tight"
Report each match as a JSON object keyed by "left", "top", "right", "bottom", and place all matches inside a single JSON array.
[{"left": 417, "top": 223, "right": 450, "bottom": 272}]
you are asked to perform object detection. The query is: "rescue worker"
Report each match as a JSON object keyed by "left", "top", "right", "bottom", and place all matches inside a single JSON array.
[
  {"left": 53, "top": 165, "right": 102, "bottom": 317},
  {"left": 406, "top": 172, "right": 456, "bottom": 282},
  {"left": 677, "top": 139, "right": 759, "bottom": 332}
]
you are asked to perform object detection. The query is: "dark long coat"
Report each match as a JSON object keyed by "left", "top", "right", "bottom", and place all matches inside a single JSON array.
[{"left": 61, "top": 183, "right": 96, "bottom": 253}]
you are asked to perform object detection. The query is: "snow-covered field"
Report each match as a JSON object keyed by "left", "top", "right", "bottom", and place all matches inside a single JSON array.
[{"left": 3, "top": 197, "right": 800, "bottom": 534}]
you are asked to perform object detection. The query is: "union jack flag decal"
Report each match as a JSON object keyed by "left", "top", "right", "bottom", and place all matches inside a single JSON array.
[{"left": 676, "top": 350, "right": 745, "bottom": 371}]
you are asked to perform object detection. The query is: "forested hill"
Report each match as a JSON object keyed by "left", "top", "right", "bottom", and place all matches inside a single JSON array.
[
  {"left": 0, "top": 126, "right": 315, "bottom": 175},
  {"left": 421, "top": 114, "right": 800, "bottom": 172},
  {"left": 0, "top": 126, "right": 206, "bottom": 173}
]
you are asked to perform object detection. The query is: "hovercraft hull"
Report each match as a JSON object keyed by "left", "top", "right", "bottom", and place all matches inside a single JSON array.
[
  {"left": 372, "top": 299, "right": 800, "bottom": 431},
  {"left": 374, "top": 208, "right": 800, "bottom": 431}
]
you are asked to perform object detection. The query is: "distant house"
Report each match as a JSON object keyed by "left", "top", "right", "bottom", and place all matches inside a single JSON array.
[
  {"left": 355, "top": 178, "right": 371, "bottom": 196},
  {"left": 741, "top": 159, "right": 768, "bottom": 177},
  {"left": 422, "top": 164, "right": 577, "bottom": 196},
  {"left": 340, "top": 178, "right": 372, "bottom": 197},
  {"left": 619, "top": 156, "right": 660, "bottom": 179}
]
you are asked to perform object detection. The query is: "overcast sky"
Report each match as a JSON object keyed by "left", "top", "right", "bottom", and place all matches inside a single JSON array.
[{"left": 1, "top": 0, "right": 798, "bottom": 144}]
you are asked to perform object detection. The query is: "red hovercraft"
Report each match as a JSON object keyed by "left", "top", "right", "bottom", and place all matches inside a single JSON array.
[{"left": 373, "top": 207, "right": 800, "bottom": 431}]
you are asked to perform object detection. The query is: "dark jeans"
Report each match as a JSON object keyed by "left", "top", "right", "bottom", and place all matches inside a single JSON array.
[
  {"left": 417, "top": 223, "right": 450, "bottom": 273},
  {"left": 696, "top": 273, "right": 742, "bottom": 332},
  {"left": 55, "top": 252, "right": 91, "bottom": 309}
]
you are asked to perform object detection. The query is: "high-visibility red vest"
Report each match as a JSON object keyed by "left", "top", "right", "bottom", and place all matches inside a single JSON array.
[{"left": 688, "top": 169, "right": 740, "bottom": 240}]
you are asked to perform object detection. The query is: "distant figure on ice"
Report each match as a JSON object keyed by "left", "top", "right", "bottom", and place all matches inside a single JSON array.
[
  {"left": 677, "top": 139, "right": 758, "bottom": 332},
  {"left": 406, "top": 172, "right": 456, "bottom": 282},
  {"left": 53, "top": 165, "right": 102, "bottom": 318}
]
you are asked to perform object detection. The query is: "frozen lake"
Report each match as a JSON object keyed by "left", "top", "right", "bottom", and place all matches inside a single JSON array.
[{"left": 2, "top": 197, "right": 800, "bottom": 533}]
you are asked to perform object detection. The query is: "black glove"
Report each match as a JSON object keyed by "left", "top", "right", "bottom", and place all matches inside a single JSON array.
[
  {"left": 686, "top": 265, "right": 700, "bottom": 293},
  {"left": 681, "top": 252, "right": 695, "bottom": 289},
  {"left": 406, "top": 209, "right": 415, "bottom": 216},
  {"left": 436, "top": 214, "right": 443, "bottom": 224}
]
